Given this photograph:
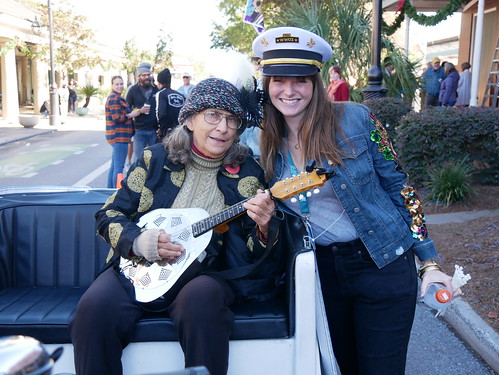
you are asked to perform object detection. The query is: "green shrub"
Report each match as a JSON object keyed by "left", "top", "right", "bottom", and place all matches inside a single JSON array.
[
  {"left": 424, "top": 158, "right": 476, "bottom": 206},
  {"left": 364, "top": 97, "right": 412, "bottom": 139},
  {"left": 394, "top": 107, "right": 499, "bottom": 184}
]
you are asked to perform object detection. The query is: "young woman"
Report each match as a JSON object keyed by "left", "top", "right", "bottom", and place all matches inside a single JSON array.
[
  {"left": 104, "top": 76, "right": 143, "bottom": 188},
  {"left": 253, "top": 26, "right": 458, "bottom": 375},
  {"left": 71, "top": 78, "right": 281, "bottom": 375}
]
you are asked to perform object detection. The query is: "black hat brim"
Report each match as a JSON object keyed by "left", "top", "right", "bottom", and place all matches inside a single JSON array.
[{"left": 262, "top": 64, "right": 319, "bottom": 77}]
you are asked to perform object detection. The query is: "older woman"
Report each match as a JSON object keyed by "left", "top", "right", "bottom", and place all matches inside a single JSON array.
[
  {"left": 70, "top": 78, "right": 281, "bottom": 375},
  {"left": 439, "top": 62, "right": 460, "bottom": 107},
  {"left": 327, "top": 65, "right": 349, "bottom": 101}
]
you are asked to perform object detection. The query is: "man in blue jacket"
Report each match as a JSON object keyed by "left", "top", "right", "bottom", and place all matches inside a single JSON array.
[{"left": 422, "top": 57, "right": 445, "bottom": 107}]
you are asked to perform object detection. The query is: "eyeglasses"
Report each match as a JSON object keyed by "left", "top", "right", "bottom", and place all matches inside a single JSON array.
[{"left": 203, "top": 110, "right": 242, "bottom": 130}]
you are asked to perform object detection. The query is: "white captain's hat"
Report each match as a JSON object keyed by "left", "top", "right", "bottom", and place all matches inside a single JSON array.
[{"left": 252, "top": 26, "right": 333, "bottom": 76}]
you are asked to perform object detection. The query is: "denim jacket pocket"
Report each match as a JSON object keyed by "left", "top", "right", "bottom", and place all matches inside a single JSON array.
[{"left": 339, "top": 137, "right": 373, "bottom": 185}]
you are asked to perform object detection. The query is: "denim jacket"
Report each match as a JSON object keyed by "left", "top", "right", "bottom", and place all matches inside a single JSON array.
[{"left": 271, "top": 103, "right": 438, "bottom": 269}]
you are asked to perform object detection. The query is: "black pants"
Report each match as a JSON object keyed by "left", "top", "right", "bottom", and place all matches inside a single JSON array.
[
  {"left": 426, "top": 93, "right": 440, "bottom": 107},
  {"left": 69, "top": 267, "right": 235, "bottom": 375},
  {"left": 316, "top": 239, "right": 418, "bottom": 375}
]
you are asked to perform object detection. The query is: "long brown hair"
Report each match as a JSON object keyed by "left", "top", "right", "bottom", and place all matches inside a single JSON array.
[{"left": 259, "top": 73, "right": 344, "bottom": 181}]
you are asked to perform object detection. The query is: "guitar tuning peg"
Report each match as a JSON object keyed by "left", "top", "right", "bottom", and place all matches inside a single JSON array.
[
  {"left": 291, "top": 197, "right": 298, "bottom": 203},
  {"left": 306, "top": 191, "right": 312, "bottom": 198},
  {"left": 314, "top": 188, "right": 320, "bottom": 194}
]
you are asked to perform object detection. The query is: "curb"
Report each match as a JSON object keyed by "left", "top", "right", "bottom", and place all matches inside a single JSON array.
[
  {"left": 443, "top": 299, "right": 499, "bottom": 373},
  {"left": 0, "top": 129, "right": 56, "bottom": 147}
]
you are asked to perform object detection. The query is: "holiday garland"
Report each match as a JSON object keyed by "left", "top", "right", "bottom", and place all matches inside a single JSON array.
[
  {"left": 382, "top": 0, "right": 467, "bottom": 36},
  {"left": 0, "top": 37, "right": 44, "bottom": 60}
]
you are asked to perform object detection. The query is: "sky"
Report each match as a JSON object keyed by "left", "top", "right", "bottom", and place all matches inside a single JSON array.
[
  {"left": 72, "top": 0, "right": 227, "bottom": 58},
  {"left": 42, "top": 1, "right": 463, "bottom": 82}
]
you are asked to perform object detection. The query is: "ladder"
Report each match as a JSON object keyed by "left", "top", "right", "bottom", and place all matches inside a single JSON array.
[{"left": 481, "top": 35, "right": 499, "bottom": 107}]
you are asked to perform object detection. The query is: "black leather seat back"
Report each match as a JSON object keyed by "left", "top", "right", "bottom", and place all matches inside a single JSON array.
[{"left": 0, "top": 189, "right": 113, "bottom": 289}]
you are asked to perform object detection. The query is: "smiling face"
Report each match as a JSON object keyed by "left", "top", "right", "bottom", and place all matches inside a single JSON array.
[
  {"left": 186, "top": 108, "right": 238, "bottom": 158},
  {"left": 268, "top": 76, "right": 313, "bottom": 125},
  {"left": 112, "top": 77, "right": 124, "bottom": 94}
]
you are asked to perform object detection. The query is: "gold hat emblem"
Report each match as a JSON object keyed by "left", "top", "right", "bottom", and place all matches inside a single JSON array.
[
  {"left": 306, "top": 38, "right": 316, "bottom": 48},
  {"left": 261, "top": 37, "right": 269, "bottom": 47},
  {"left": 276, "top": 33, "right": 299, "bottom": 43}
]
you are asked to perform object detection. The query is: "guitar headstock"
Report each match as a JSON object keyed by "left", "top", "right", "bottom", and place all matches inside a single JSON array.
[{"left": 270, "top": 170, "right": 329, "bottom": 201}]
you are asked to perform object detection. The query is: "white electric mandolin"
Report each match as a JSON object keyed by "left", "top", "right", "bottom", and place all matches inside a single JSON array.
[{"left": 120, "top": 169, "right": 330, "bottom": 302}]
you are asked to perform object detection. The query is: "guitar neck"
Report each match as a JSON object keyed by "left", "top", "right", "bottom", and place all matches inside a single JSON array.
[{"left": 192, "top": 198, "right": 250, "bottom": 237}]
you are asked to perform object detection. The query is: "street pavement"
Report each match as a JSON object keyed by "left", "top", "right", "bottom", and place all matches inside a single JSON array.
[{"left": 1, "top": 112, "right": 498, "bottom": 374}]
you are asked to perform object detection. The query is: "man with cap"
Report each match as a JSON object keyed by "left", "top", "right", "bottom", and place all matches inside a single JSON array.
[
  {"left": 155, "top": 68, "right": 185, "bottom": 141},
  {"left": 422, "top": 57, "right": 445, "bottom": 107},
  {"left": 177, "top": 72, "right": 196, "bottom": 98},
  {"left": 253, "top": 26, "right": 458, "bottom": 375},
  {"left": 70, "top": 77, "right": 283, "bottom": 375},
  {"left": 126, "top": 62, "right": 159, "bottom": 160}
]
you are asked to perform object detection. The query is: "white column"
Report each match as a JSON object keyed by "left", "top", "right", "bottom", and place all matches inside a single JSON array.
[
  {"left": 0, "top": 46, "right": 20, "bottom": 123},
  {"left": 32, "top": 56, "right": 49, "bottom": 114},
  {"left": 470, "top": 0, "right": 484, "bottom": 107}
]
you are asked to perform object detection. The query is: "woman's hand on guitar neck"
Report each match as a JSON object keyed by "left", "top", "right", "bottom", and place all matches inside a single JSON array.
[
  {"left": 157, "top": 230, "right": 184, "bottom": 261},
  {"left": 244, "top": 189, "right": 276, "bottom": 240}
]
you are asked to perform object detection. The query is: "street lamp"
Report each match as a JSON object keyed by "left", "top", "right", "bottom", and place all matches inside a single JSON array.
[
  {"left": 47, "top": 0, "right": 59, "bottom": 126},
  {"left": 363, "top": 0, "right": 387, "bottom": 100},
  {"left": 31, "top": 16, "right": 42, "bottom": 36}
]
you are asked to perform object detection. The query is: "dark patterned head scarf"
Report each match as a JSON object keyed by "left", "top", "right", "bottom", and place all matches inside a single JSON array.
[{"left": 178, "top": 77, "right": 265, "bottom": 131}]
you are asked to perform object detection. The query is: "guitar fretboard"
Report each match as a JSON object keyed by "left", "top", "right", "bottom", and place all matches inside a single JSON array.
[{"left": 192, "top": 198, "right": 251, "bottom": 237}]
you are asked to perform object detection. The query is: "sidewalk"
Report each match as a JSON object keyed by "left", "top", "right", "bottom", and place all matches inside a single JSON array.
[
  {"left": 0, "top": 111, "right": 104, "bottom": 146},
  {"left": 1, "top": 116, "right": 498, "bottom": 371}
]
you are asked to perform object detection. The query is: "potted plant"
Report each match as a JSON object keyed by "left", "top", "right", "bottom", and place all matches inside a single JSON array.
[{"left": 75, "top": 85, "right": 100, "bottom": 116}]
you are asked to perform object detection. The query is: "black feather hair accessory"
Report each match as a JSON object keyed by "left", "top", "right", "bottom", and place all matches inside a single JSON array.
[{"left": 239, "top": 77, "right": 267, "bottom": 130}]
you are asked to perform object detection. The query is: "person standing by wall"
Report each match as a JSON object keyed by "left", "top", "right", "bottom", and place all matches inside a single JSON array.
[
  {"left": 422, "top": 57, "right": 445, "bottom": 107},
  {"left": 105, "top": 76, "right": 143, "bottom": 188},
  {"left": 252, "top": 26, "right": 459, "bottom": 375},
  {"left": 68, "top": 79, "right": 78, "bottom": 113},
  {"left": 155, "top": 68, "right": 185, "bottom": 141},
  {"left": 126, "top": 62, "right": 159, "bottom": 160},
  {"left": 456, "top": 62, "right": 472, "bottom": 107}
]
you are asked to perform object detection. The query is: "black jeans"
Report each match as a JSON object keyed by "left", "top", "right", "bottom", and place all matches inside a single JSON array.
[
  {"left": 316, "top": 239, "right": 417, "bottom": 375},
  {"left": 69, "top": 267, "right": 235, "bottom": 375}
]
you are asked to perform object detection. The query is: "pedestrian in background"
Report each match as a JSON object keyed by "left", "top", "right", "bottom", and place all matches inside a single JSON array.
[
  {"left": 68, "top": 80, "right": 78, "bottom": 113},
  {"left": 177, "top": 72, "right": 196, "bottom": 98},
  {"left": 456, "top": 62, "right": 472, "bottom": 107},
  {"left": 105, "top": 76, "right": 143, "bottom": 188},
  {"left": 126, "top": 62, "right": 159, "bottom": 161},
  {"left": 155, "top": 68, "right": 185, "bottom": 141},
  {"left": 439, "top": 62, "right": 459, "bottom": 107},
  {"left": 327, "top": 65, "right": 349, "bottom": 101},
  {"left": 253, "top": 26, "right": 459, "bottom": 375},
  {"left": 422, "top": 57, "right": 445, "bottom": 107}
]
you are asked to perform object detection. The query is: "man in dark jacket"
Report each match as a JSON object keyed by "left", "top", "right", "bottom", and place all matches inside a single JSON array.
[
  {"left": 126, "top": 62, "right": 159, "bottom": 160},
  {"left": 155, "top": 68, "right": 185, "bottom": 141}
]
